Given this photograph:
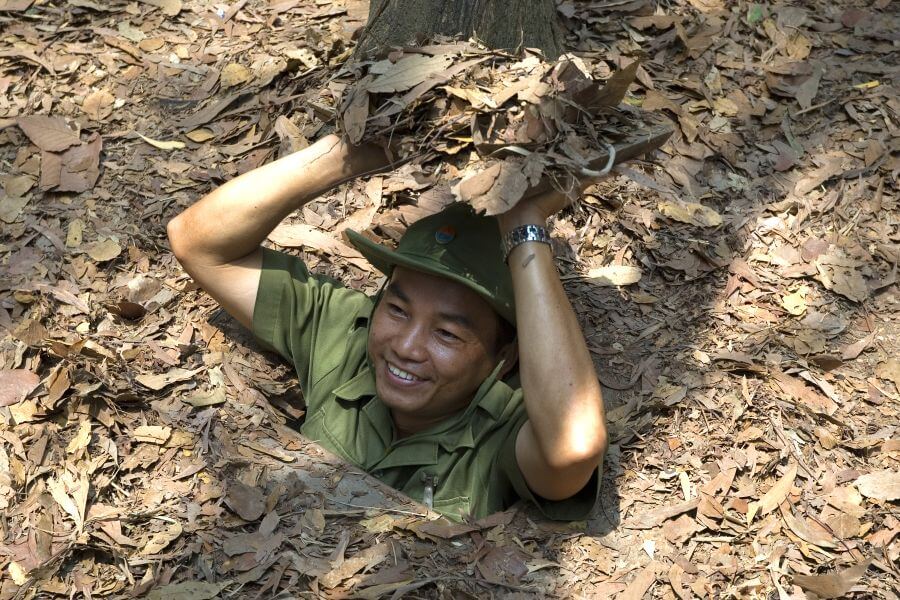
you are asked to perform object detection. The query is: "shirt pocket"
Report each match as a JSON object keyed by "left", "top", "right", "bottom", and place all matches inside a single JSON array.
[{"left": 432, "top": 495, "right": 471, "bottom": 521}]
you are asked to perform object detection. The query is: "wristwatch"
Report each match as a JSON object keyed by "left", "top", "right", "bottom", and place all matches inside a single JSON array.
[{"left": 502, "top": 224, "right": 551, "bottom": 262}]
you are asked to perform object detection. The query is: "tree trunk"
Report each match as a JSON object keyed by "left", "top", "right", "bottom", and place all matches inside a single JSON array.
[{"left": 357, "top": 0, "right": 565, "bottom": 59}]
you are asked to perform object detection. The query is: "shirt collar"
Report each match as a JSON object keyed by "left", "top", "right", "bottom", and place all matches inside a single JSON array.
[{"left": 331, "top": 359, "right": 517, "bottom": 453}]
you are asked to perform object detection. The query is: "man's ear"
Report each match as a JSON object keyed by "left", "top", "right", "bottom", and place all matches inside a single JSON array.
[{"left": 496, "top": 338, "right": 519, "bottom": 380}]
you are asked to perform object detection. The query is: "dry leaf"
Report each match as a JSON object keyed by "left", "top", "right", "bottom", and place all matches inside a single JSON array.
[
  {"left": 185, "top": 128, "right": 215, "bottom": 142},
  {"left": 221, "top": 63, "right": 252, "bottom": 88},
  {"left": 136, "top": 367, "right": 201, "bottom": 391},
  {"left": 781, "top": 285, "right": 809, "bottom": 316},
  {"left": 343, "top": 86, "right": 370, "bottom": 145},
  {"left": 184, "top": 386, "right": 226, "bottom": 408},
  {"left": 226, "top": 481, "right": 266, "bottom": 521},
  {"left": 854, "top": 470, "right": 900, "bottom": 502},
  {"left": 625, "top": 498, "right": 700, "bottom": 529},
  {"left": 875, "top": 358, "right": 900, "bottom": 393},
  {"left": 140, "top": 521, "right": 183, "bottom": 555},
  {"left": 146, "top": 581, "right": 226, "bottom": 600},
  {"left": 16, "top": 115, "right": 81, "bottom": 151},
  {"left": 618, "top": 561, "right": 660, "bottom": 600},
  {"left": 0, "top": 195, "right": 30, "bottom": 223},
  {"left": 366, "top": 54, "right": 455, "bottom": 94},
  {"left": 587, "top": 265, "right": 642, "bottom": 286},
  {"left": 137, "top": 132, "right": 186, "bottom": 150},
  {"left": 659, "top": 200, "right": 723, "bottom": 227},
  {"left": 792, "top": 560, "right": 871, "bottom": 599},
  {"left": 66, "top": 419, "right": 92, "bottom": 454},
  {"left": 66, "top": 218, "right": 84, "bottom": 248},
  {"left": 0, "top": 369, "right": 40, "bottom": 407},
  {"left": 7, "top": 562, "right": 27, "bottom": 585},
  {"left": 138, "top": 0, "right": 181, "bottom": 16},
  {"left": 84, "top": 238, "right": 122, "bottom": 262},
  {"left": 268, "top": 223, "right": 369, "bottom": 269},
  {"left": 133, "top": 425, "right": 172, "bottom": 444},
  {"left": 748, "top": 462, "right": 797, "bottom": 523},
  {"left": 82, "top": 89, "right": 115, "bottom": 120}
]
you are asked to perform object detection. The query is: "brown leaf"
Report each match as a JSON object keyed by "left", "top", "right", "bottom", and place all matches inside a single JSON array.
[
  {"left": 226, "top": 481, "right": 266, "bottom": 521},
  {"left": 82, "top": 89, "right": 115, "bottom": 121},
  {"left": 779, "top": 504, "right": 837, "bottom": 548},
  {"left": 580, "top": 60, "right": 641, "bottom": 112},
  {"left": 854, "top": 470, "right": 900, "bottom": 502},
  {"left": 0, "top": 369, "right": 40, "bottom": 407},
  {"left": 415, "top": 519, "right": 478, "bottom": 539},
  {"left": 140, "top": 521, "right": 183, "bottom": 555},
  {"left": 841, "top": 331, "right": 876, "bottom": 360},
  {"left": 617, "top": 561, "right": 661, "bottom": 600},
  {"left": 875, "top": 358, "right": 900, "bottom": 394},
  {"left": 135, "top": 367, "right": 201, "bottom": 391},
  {"left": 792, "top": 560, "right": 871, "bottom": 599},
  {"left": 56, "top": 134, "right": 102, "bottom": 193},
  {"left": 146, "top": 581, "right": 225, "bottom": 600},
  {"left": 366, "top": 54, "right": 455, "bottom": 94},
  {"left": 586, "top": 265, "right": 642, "bottom": 286},
  {"left": 16, "top": 115, "right": 80, "bottom": 152},
  {"left": 771, "top": 370, "right": 838, "bottom": 416},
  {"left": 624, "top": 498, "right": 700, "bottom": 529},
  {"left": 476, "top": 544, "right": 530, "bottom": 585},
  {"left": 138, "top": 0, "right": 181, "bottom": 16},
  {"left": 268, "top": 223, "right": 369, "bottom": 269},
  {"left": 453, "top": 159, "right": 530, "bottom": 216},
  {"left": 221, "top": 63, "right": 252, "bottom": 88},
  {"left": 133, "top": 425, "right": 172, "bottom": 444},
  {"left": 84, "top": 238, "right": 122, "bottom": 262},
  {"left": 748, "top": 462, "right": 796, "bottom": 523},
  {"left": 658, "top": 200, "right": 723, "bottom": 227},
  {"left": 0, "top": 194, "right": 30, "bottom": 223},
  {"left": 795, "top": 63, "right": 824, "bottom": 109},
  {"left": 343, "top": 85, "right": 370, "bottom": 145},
  {"left": 319, "top": 542, "right": 391, "bottom": 589}
]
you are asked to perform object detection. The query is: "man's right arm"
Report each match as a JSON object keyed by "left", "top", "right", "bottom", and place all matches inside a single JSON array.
[{"left": 166, "top": 135, "right": 390, "bottom": 329}]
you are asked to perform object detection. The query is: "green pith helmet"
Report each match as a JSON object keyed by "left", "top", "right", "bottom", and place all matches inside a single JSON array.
[{"left": 345, "top": 203, "right": 516, "bottom": 326}]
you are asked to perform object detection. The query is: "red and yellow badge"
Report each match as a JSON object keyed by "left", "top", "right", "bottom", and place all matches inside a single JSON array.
[{"left": 434, "top": 225, "right": 456, "bottom": 244}]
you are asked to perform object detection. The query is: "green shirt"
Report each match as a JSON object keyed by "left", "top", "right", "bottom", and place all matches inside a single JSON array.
[{"left": 252, "top": 249, "right": 598, "bottom": 521}]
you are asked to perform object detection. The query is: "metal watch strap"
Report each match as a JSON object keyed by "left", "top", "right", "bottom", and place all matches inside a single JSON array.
[{"left": 502, "top": 224, "right": 551, "bottom": 262}]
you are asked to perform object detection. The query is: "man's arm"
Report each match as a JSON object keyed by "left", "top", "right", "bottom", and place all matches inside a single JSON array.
[
  {"left": 166, "top": 135, "right": 389, "bottom": 329},
  {"left": 498, "top": 193, "right": 608, "bottom": 501}
]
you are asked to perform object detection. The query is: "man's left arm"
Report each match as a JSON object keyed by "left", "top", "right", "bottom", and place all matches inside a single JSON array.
[{"left": 498, "top": 192, "right": 608, "bottom": 501}]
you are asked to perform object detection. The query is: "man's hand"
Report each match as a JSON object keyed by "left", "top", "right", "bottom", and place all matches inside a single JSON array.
[
  {"left": 167, "top": 136, "right": 392, "bottom": 329},
  {"left": 498, "top": 187, "right": 608, "bottom": 501},
  {"left": 499, "top": 171, "right": 606, "bottom": 232}
]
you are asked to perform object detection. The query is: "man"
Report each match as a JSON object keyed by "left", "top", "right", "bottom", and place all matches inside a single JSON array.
[{"left": 167, "top": 134, "right": 607, "bottom": 521}]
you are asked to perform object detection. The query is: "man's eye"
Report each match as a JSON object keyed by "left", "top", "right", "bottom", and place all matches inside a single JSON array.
[
  {"left": 387, "top": 303, "right": 406, "bottom": 317},
  {"left": 436, "top": 329, "right": 460, "bottom": 342}
]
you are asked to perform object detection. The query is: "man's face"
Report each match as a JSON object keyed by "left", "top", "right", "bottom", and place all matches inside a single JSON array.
[{"left": 367, "top": 266, "right": 511, "bottom": 435}]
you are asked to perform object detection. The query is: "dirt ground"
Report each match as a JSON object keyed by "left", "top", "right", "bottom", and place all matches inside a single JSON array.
[{"left": 0, "top": 0, "right": 898, "bottom": 598}]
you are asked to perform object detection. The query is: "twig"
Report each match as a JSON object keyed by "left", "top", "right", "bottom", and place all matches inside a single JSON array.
[{"left": 325, "top": 497, "right": 432, "bottom": 518}]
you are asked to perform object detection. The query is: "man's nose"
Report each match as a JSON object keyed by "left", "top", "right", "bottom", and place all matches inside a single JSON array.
[{"left": 393, "top": 322, "right": 428, "bottom": 362}]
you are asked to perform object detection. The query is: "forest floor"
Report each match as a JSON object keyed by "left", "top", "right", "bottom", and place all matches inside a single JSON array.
[{"left": 1, "top": 0, "right": 898, "bottom": 598}]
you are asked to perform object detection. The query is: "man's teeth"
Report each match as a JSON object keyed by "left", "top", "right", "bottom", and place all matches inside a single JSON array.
[{"left": 388, "top": 364, "right": 418, "bottom": 381}]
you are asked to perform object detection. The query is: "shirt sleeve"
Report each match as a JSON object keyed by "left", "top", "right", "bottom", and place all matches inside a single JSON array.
[
  {"left": 251, "top": 248, "right": 373, "bottom": 397},
  {"left": 496, "top": 413, "right": 601, "bottom": 521}
]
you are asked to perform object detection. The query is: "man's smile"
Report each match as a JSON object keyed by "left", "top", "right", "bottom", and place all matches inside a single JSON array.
[{"left": 386, "top": 361, "right": 425, "bottom": 384}]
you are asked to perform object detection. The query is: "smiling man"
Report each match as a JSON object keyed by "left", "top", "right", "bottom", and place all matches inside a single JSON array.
[{"left": 167, "top": 135, "right": 607, "bottom": 520}]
